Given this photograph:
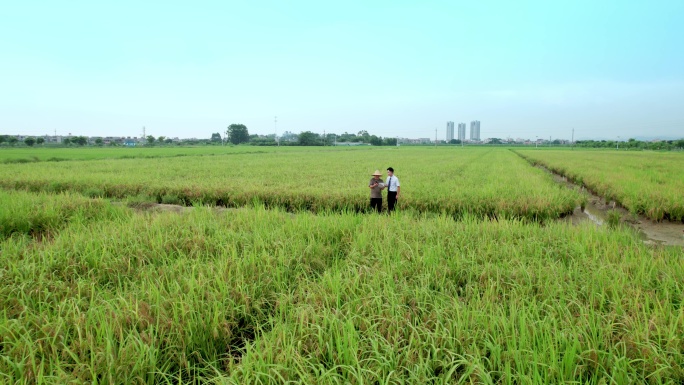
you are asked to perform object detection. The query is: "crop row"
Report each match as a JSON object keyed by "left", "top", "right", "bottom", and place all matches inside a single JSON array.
[
  {"left": 0, "top": 147, "right": 584, "bottom": 220},
  {"left": 0, "top": 189, "right": 123, "bottom": 239},
  {"left": 1, "top": 194, "right": 682, "bottom": 383},
  {"left": 516, "top": 149, "right": 684, "bottom": 221},
  {"left": 0, "top": 145, "right": 282, "bottom": 163}
]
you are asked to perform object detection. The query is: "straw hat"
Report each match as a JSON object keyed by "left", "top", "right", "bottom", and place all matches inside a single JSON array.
[{"left": 372, "top": 170, "right": 382, "bottom": 176}]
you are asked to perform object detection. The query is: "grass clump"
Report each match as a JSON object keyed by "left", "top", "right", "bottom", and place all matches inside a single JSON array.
[
  {"left": 125, "top": 193, "right": 158, "bottom": 208},
  {"left": 160, "top": 193, "right": 183, "bottom": 205},
  {"left": 606, "top": 209, "right": 621, "bottom": 228}
]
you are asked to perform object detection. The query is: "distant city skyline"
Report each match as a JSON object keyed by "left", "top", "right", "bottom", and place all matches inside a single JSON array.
[{"left": 1, "top": 1, "right": 683, "bottom": 141}]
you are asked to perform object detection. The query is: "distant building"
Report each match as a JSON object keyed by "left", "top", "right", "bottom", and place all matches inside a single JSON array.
[
  {"left": 458, "top": 123, "right": 466, "bottom": 141},
  {"left": 470, "top": 120, "right": 481, "bottom": 141},
  {"left": 446, "top": 121, "right": 454, "bottom": 141}
]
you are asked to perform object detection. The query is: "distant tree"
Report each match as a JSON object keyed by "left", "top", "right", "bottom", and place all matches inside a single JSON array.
[
  {"left": 298, "top": 131, "right": 320, "bottom": 146},
  {"left": 165, "top": 138, "right": 173, "bottom": 144},
  {"left": 226, "top": 124, "right": 250, "bottom": 145},
  {"left": 488, "top": 138, "right": 503, "bottom": 144},
  {"left": 95, "top": 138, "right": 104, "bottom": 146},
  {"left": 449, "top": 139, "right": 461, "bottom": 145},
  {"left": 8, "top": 137, "right": 18, "bottom": 146},
  {"left": 384, "top": 137, "right": 398, "bottom": 146},
  {"left": 210, "top": 132, "right": 222, "bottom": 143},
  {"left": 369, "top": 135, "right": 382, "bottom": 146},
  {"left": 146, "top": 135, "right": 155, "bottom": 145},
  {"left": 338, "top": 132, "right": 355, "bottom": 142},
  {"left": 157, "top": 136, "right": 166, "bottom": 143},
  {"left": 250, "top": 137, "right": 277, "bottom": 146},
  {"left": 63, "top": 137, "right": 71, "bottom": 146},
  {"left": 675, "top": 139, "right": 684, "bottom": 149},
  {"left": 24, "top": 137, "right": 36, "bottom": 147},
  {"left": 72, "top": 136, "right": 88, "bottom": 146},
  {"left": 36, "top": 137, "right": 45, "bottom": 145},
  {"left": 0, "top": 135, "right": 7, "bottom": 144}
]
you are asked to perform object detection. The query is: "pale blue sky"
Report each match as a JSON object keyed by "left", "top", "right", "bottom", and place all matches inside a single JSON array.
[{"left": 1, "top": 0, "right": 682, "bottom": 140}]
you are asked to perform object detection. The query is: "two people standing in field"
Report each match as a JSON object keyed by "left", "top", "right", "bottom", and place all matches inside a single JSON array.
[{"left": 368, "top": 167, "right": 401, "bottom": 213}]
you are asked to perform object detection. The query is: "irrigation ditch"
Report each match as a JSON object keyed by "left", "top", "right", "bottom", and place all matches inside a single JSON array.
[{"left": 535, "top": 164, "right": 684, "bottom": 247}]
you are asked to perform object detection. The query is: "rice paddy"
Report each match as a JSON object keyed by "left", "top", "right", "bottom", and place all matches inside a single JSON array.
[
  {"left": 516, "top": 149, "right": 684, "bottom": 221},
  {"left": 1, "top": 147, "right": 682, "bottom": 384},
  {"left": 0, "top": 147, "right": 582, "bottom": 220}
]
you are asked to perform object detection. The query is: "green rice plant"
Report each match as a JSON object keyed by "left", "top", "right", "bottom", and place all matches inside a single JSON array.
[
  {"left": 606, "top": 209, "right": 621, "bottom": 228},
  {"left": 82, "top": 187, "right": 105, "bottom": 198},
  {"left": 126, "top": 192, "right": 158, "bottom": 207},
  {"left": 0, "top": 201, "right": 363, "bottom": 383},
  {"left": 0, "top": 189, "right": 125, "bottom": 239},
  {"left": 225, "top": 214, "right": 684, "bottom": 384},
  {"left": 160, "top": 193, "right": 183, "bottom": 205},
  {"left": 516, "top": 149, "right": 684, "bottom": 221},
  {"left": 1, "top": 193, "right": 682, "bottom": 383},
  {"left": 0, "top": 145, "right": 273, "bottom": 162},
  {"left": 0, "top": 147, "right": 585, "bottom": 220}
]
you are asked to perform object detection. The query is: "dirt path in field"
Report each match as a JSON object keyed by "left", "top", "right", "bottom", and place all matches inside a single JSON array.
[
  {"left": 549, "top": 171, "right": 684, "bottom": 247},
  {"left": 126, "top": 202, "right": 234, "bottom": 214}
]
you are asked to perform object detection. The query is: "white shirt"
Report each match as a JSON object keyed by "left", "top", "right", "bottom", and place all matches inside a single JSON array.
[{"left": 385, "top": 175, "right": 400, "bottom": 192}]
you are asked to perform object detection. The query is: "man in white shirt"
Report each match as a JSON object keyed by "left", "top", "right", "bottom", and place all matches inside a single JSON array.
[{"left": 385, "top": 167, "right": 401, "bottom": 213}]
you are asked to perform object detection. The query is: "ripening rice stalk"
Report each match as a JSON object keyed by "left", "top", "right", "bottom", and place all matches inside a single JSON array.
[
  {"left": 517, "top": 149, "right": 684, "bottom": 221},
  {"left": 0, "top": 147, "right": 584, "bottom": 220},
  {"left": 1, "top": 193, "right": 682, "bottom": 384}
]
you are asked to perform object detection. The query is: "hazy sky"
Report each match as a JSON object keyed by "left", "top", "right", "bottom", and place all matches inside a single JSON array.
[{"left": 2, "top": 0, "right": 683, "bottom": 140}]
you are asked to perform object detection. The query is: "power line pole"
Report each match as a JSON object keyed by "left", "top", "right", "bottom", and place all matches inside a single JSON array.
[{"left": 274, "top": 116, "right": 278, "bottom": 146}]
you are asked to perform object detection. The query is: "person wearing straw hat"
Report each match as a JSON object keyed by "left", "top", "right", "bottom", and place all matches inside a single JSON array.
[{"left": 369, "top": 170, "right": 385, "bottom": 213}]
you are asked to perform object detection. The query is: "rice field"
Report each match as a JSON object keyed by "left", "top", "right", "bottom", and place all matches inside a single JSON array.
[
  {"left": 515, "top": 149, "right": 684, "bottom": 221},
  {"left": 1, "top": 147, "right": 682, "bottom": 384},
  {"left": 0, "top": 146, "right": 273, "bottom": 163},
  {"left": 0, "top": 147, "right": 582, "bottom": 220}
]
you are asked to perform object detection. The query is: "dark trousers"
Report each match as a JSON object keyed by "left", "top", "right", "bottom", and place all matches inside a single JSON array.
[
  {"left": 387, "top": 191, "right": 397, "bottom": 213},
  {"left": 370, "top": 198, "right": 382, "bottom": 213}
]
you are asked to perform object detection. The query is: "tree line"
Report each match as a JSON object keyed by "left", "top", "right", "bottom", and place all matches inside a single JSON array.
[
  {"left": 223, "top": 124, "right": 397, "bottom": 146},
  {"left": 3, "top": 131, "right": 682, "bottom": 149},
  {"left": 574, "top": 138, "right": 684, "bottom": 151}
]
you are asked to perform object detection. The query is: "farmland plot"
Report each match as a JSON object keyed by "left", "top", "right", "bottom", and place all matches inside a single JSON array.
[
  {"left": 516, "top": 149, "right": 684, "bottom": 221},
  {"left": 0, "top": 147, "right": 583, "bottom": 220},
  {"left": 1, "top": 192, "right": 682, "bottom": 384}
]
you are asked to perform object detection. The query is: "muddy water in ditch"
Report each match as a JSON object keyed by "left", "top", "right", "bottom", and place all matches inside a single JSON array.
[{"left": 551, "top": 173, "right": 684, "bottom": 247}]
